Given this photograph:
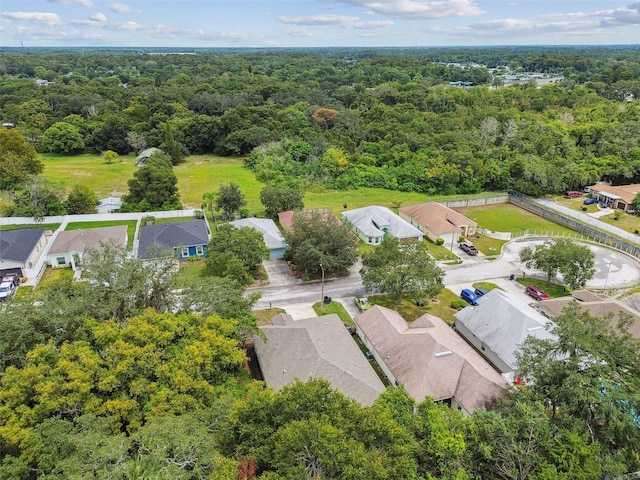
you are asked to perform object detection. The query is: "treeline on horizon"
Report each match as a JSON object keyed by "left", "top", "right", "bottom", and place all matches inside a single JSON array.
[{"left": 1, "top": 46, "right": 640, "bottom": 196}]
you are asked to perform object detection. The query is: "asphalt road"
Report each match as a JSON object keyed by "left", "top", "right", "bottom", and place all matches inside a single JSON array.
[{"left": 250, "top": 238, "right": 640, "bottom": 316}]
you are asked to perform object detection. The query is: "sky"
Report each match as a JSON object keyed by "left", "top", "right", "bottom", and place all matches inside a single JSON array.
[{"left": 1, "top": 0, "right": 639, "bottom": 48}]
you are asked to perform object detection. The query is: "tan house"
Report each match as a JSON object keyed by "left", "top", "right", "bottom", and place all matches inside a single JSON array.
[
  {"left": 588, "top": 182, "right": 640, "bottom": 211},
  {"left": 47, "top": 226, "right": 128, "bottom": 271},
  {"left": 355, "top": 305, "right": 506, "bottom": 414},
  {"left": 253, "top": 313, "right": 386, "bottom": 406},
  {"left": 537, "top": 290, "right": 640, "bottom": 340},
  {"left": 400, "top": 202, "right": 477, "bottom": 246}
]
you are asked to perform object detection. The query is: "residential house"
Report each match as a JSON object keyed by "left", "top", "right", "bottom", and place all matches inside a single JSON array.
[
  {"left": 138, "top": 219, "right": 210, "bottom": 259},
  {"left": 0, "top": 228, "right": 47, "bottom": 278},
  {"left": 97, "top": 197, "right": 123, "bottom": 214},
  {"left": 588, "top": 182, "right": 640, "bottom": 211},
  {"left": 399, "top": 202, "right": 477, "bottom": 246},
  {"left": 277, "top": 209, "right": 333, "bottom": 233},
  {"left": 342, "top": 205, "right": 423, "bottom": 245},
  {"left": 253, "top": 313, "right": 386, "bottom": 406},
  {"left": 454, "top": 289, "right": 557, "bottom": 382},
  {"left": 355, "top": 305, "right": 506, "bottom": 414},
  {"left": 537, "top": 290, "right": 640, "bottom": 340},
  {"left": 230, "top": 217, "right": 286, "bottom": 259},
  {"left": 47, "top": 226, "right": 128, "bottom": 270}
]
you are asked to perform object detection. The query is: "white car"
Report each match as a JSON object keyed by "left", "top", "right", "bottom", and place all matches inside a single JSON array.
[{"left": 0, "top": 281, "right": 16, "bottom": 301}]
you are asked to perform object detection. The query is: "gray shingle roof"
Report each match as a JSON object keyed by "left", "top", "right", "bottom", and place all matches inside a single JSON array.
[
  {"left": 454, "top": 289, "right": 557, "bottom": 371},
  {"left": 355, "top": 305, "right": 506, "bottom": 413},
  {"left": 138, "top": 220, "right": 209, "bottom": 258},
  {"left": 254, "top": 313, "right": 386, "bottom": 406},
  {"left": 342, "top": 205, "right": 423, "bottom": 240},
  {"left": 230, "top": 218, "right": 286, "bottom": 250},
  {"left": 0, "top": 228, "right": 45, "bottom": 262}
]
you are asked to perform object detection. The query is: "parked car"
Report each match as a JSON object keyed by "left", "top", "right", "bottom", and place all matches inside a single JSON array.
[
  {"left": 474, "top": 287, "right": 489, "bottom": 297},
  {"left": 1, "top": 274, "right": 20, "bottom": 288},
  {"left": 460, "top": 288, "right": 479, "bottom": 306},
  {"left": 354, "top": 296, "right": 372, "bottom": 312},
  {"left": 0, "top": 281, "right": 16, "bottom": 301},
  {"left": 459, "top": 241, "right": 478, "bottom": 256},
  {"left": 564, "top": 190, "right": 583, "bottom": 198},
  {"left": 525, "top": 285, "right": 549, "bottom": 301},
  {"left": 583, "top": 197, "right": 598, "bottom": 205}
]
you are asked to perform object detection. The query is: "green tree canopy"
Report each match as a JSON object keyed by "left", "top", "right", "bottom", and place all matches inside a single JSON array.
[
  {"left": 215, "top": 182, "right": 246, "bottom": 218},
  {"left": 0, "top": 128, "right": 43, "bottom": 189},
  {"left": 40, "top": 121, "right": 85, "bottom": 155},
  {"left": 65, "top": 184, "right": 98, "bottom": 214},
  {"left": 120, "top": 152, "right": 182, "bottom": 212},
  {"left": 519, "top": 238, "right": 595, "bottom": 289},
  {"left": 283, "top": 211, "right": 359, "bottom": 277},
  {"left": 360, "top": 236, "right": 444, "bottom": 304},
  {"left": 4, "top": 178, "right": 66, "bottom": 220},
  {"left": 260, "top": 184, "right": 305, "bottom": 218}
]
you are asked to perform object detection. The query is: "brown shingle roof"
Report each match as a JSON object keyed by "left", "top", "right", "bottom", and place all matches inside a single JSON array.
[
  {"left": 254, "top": 313, "right": 386, "bottom": 406},
  {"left": 400, "top": 202, "right": 477, "bottom": 236},
  {"left": 49, "top": 226, "right": 128, "bottom": 255},
  {"left": 355, "top": 305, "right": 506, "bottom": 413},
  {"left": 589, "top": 183, "right": 640, "bottom": 204}
]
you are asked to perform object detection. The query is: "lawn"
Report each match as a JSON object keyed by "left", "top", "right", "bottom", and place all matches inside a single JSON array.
[
  {"left": 455, "top": 203, "right": 575, "bottom": 235},
  {"left": 515, "top": 277, "right": 571, "bottom": 299},
  {"left": 65, "top": 220, "right": 138, "bottom": 249},
  {"left": 39, "top": 153, "right": 138, "bottom": 198},
  {"left": 0, "top": 223, "right": 60, "bottom": 231},
  {"left": 171, "top": 259, "right": 212, "bottom": 288},
  {"left": 553, "top": 195, "right": 640, "bottom": 236},
  {"left": 313, "top": 300, "right": 354, "bottom": 326},
  {"left": 369, "top": 287, "right": 461, "bottom": 326}
]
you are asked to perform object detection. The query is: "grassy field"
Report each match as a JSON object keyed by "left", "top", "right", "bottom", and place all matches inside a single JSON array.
[
  {"left": 0, "top": 223, "right": 60, "bottom": 231},
  {"left": 455, "top": 203, "right": 575, "bottom": 235},
  {"left": 65, "top": 220, "right": 138, "bottom": 249},
  {"left": 553, "top": 195, "right": 640, "bottom": 236}
]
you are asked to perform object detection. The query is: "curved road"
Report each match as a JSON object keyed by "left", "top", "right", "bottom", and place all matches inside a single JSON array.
[{"left": 252, "top": 238, "right": 640, "bottom": 315}]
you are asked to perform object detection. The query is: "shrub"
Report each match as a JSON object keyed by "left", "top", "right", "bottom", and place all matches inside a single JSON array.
[
  {"left": 436, "top": 237, "right": 445, "bottom": 245},
  {"left": 458, "top": 235, "right": 466, "bottom": 242},
  {"left": 450, "top": 299, "right": 468, "bottom": 309}
]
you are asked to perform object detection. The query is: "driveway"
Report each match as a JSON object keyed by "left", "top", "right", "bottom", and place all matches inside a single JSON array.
[{"left": 261, "top": 259, "right": 301, "bottom": 287}]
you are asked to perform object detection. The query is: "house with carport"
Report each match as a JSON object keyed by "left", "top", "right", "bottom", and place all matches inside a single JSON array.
[
  {"left": 230, "top": 217, "right": 286, "bottom": 259},
  {"left": 587, "top": 182, "right": 640, "bottom": 211},
  {"left": 399, "top": 202, "right": 477, "bottom": 246},
  {"left": 253, "top": 313, "right": 386, "bottom": 406},
  {"left": 341, "top": 205, "right": 423, "bottom": 245},
  {"left": 454, "top": 289, "right": 557, "bottom": 383},
  {"left": 0, "top": 228, "right": 47, "bottom": 279},
  {"left": 354, "top": 305, "right": 506, "bottom": 414}
]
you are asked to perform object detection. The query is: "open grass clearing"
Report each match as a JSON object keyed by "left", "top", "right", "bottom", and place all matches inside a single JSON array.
[
  {"left": 472, "top": 236, "right": 508, "bottom": 257},
  {"left": 172, "top": 259, "right": 212, "bottom": 288},
  {"left": 253, "top": 307, "right": 285, "bottom": 326},
  {"left": 65, "top": 220, "right": 138, "bottom": 249},
  {"left": 472, "top": 281, "right": 503, "bottom": 292},
  {"left": 455, "top": 203, "right": 575, "bottom": 235}
]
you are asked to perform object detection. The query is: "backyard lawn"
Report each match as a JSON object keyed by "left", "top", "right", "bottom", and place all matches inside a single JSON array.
[{"left": 455, "top": 203, "right": 575, "bottom": 235}]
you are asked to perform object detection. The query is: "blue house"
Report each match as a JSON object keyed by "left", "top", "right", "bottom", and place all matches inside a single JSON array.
[
  {"left": 138, "top": 219, "right": 210, "bottom": 259},
  {"left": 229, "top": 218, "right": 286, "bottom": 259}
]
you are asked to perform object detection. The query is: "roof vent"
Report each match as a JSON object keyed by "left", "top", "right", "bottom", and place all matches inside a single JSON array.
[
  {"left": 527, "top": 326, "right": 543, "bottom": 332},
  {"left": 434, "top": 350, "right": 452, "bottom": 357}
]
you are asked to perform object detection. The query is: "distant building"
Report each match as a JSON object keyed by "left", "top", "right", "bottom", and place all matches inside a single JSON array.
[
  {"left": 97, "top": 197, "right": 123, "bottom": 214},
  {"left": 588, "top": 182, "right": 640, "bottom": 211},
  {"left": 136, "top": 147, "right": 162, "bottom": 166}
]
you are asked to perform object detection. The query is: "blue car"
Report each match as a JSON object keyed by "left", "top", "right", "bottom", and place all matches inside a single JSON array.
[
  {"left": 460, "top": 288, "right": 479, "bottom": 306},
  {"left": 583, "top": 197, "right": 597, "bottom": 205}
]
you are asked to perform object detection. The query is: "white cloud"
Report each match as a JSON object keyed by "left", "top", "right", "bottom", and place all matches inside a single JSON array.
[
  {"left": 278, "top": 14, "right": 392, "bottom": 29},
  {"left": 110, "top": 2, "right": 132, "bottom": 13},
  {"left": 284, "top": 28, "right": 314, "bottom": 37},
  {"left": 2, "top": 11, "right": 63, "bottom": 27},
  {"left": 47, "top": 0, "right": 94, "bottom": 7},
  {"left": 278, "top": 14, "right": 360, "bottom": 26},
  {"left": 331, "top": 0, "right": 483, "bottom": 18},
  {"left": 89, "top": 12, "right": 107, "bottom": 22}
]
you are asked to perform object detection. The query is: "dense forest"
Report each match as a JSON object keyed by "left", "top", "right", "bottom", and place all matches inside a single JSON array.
[
  {"left": 1, "top": 46, "right": 640, "bottom": 196},
  {"left": 1, "top": 47, "right": 640, "bottom": 478}
]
